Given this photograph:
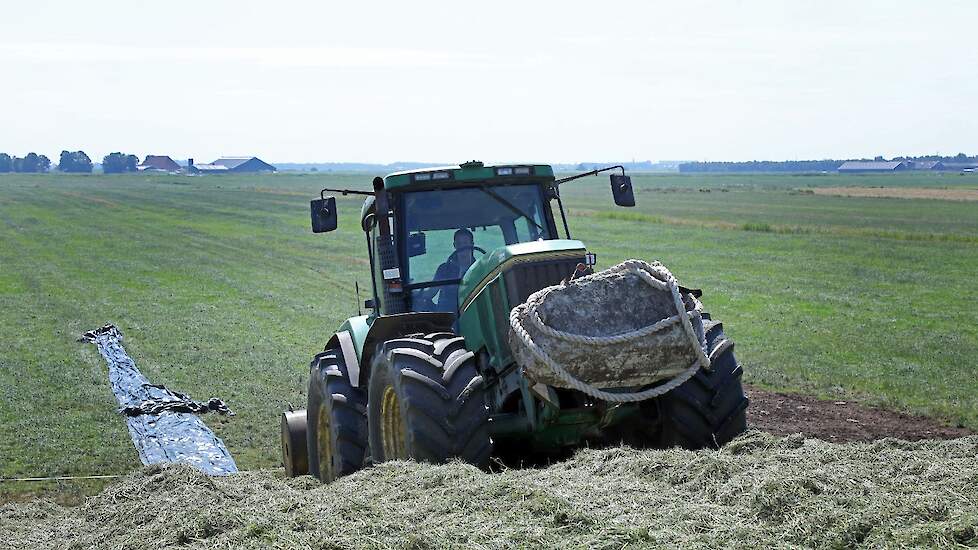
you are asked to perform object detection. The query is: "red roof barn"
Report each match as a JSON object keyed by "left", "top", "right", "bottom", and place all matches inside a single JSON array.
[{"left": 138, "top": 155, "right": 181, "bottom": 172}]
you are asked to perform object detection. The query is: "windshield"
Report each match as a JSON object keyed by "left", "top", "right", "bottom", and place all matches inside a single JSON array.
[{"left": 400, "top": 183, "right": 552, "bottom": 312}]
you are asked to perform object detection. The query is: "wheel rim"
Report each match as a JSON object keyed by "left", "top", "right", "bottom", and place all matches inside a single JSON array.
[
  {"left": 317, "top": 405, "right": 334, "bottom": 481},
  {"left": 380, "top": 385, "right": 407, "bottom": 459}
]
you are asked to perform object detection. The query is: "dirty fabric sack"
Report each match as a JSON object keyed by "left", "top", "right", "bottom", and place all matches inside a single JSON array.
[{"left": 509, "top": 260, "right": 708, "bottom": 391}]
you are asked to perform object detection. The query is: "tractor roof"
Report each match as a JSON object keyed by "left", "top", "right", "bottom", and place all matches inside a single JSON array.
[{"left": 383, "top": 161, "right": 555, "bottom": 191}]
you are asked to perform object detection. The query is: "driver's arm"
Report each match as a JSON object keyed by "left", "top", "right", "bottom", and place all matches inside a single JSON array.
[{"left": 419, "top": 260, "right": 452, "bottom": 302}]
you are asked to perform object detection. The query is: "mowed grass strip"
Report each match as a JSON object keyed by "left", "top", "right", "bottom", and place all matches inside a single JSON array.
[
  {"left": 1, "top": 172, "right": 977, "bottom": 499},
  {"left": 5, "top": 432, "right": 978, "bottom": 549},
  {"left": 572, "top": 208, "right": 978, "bottom": 244},
  {"left": 812, "top": 186, "right": 978, "bottom": 201}
]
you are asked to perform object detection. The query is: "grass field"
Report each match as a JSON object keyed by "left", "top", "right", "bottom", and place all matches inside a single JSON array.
[{"left": 1, "top": 170, "right": 977, "bottom": 499}]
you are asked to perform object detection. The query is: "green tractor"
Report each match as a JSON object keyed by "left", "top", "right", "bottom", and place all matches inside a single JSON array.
[{"left": 281, "top": 161, "right": 748, "bottom": 481}]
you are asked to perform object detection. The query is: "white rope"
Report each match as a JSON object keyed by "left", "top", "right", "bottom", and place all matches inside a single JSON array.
[{"left": 509, "top": 260, "right": 710, "bottom": 403}]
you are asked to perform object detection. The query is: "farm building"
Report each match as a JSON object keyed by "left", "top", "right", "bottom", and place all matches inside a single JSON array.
[
  {"left": 942, "top": 162, "right": 978, "bottom": 172},
  {"left": 910, "top": 160, "right": 945, "bottom": 171},
  {"left": 138, "top": 155, "right": 181, "bottom": 172},
  {"left": 189, "top": 157, "right": 276, "bottom": 174},
  {"left": 190, "top": 163, "right": 228, "bottom": 174},
  {"left": 837, "top": 161, "right": 908, "bottom": 173},
  {"left": 215, "top": 157, "right": 276, "bottom": 172}
]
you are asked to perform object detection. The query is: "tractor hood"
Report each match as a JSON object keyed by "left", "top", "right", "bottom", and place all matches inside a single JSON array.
[
  {"left": 458, "top": 239, "right": 587, "bottom": 311},
  {"left": 456, "top": 239, "right": 588, "bottom": 370}
]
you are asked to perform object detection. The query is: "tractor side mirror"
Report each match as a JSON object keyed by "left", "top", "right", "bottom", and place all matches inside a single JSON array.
[
  {"left": 407, "top": 232, "right": 427, "bottom": 257},
  {"left": 610, "top": 174, "right": 635, "bottom": 207},
  {"left": 310, "top": 197, "right": 338, "bottom": 233}
]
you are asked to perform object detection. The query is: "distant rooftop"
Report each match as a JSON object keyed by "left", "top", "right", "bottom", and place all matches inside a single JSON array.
[
  {"left": 189, "top": 156, "right": 276, "bottom": 174},
  {"left": 211, "top": 157, "right": 254, "bottom": 169},
  {"left": 194, "top": 163, "right": 229, "bottom": 172},
  {"left": 138, "top": 155, "right": 180, "bottom": 172},
  {"left": 838, "top": 161, "right": 905, "bottom": 171}
]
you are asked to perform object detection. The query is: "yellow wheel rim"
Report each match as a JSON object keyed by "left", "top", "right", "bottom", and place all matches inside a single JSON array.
[
  {"left": 317, "top": 404, "right": 334, "bottom": 481},
  {"left": 381, "top": 385, "right": 407, "bottom": 459}
]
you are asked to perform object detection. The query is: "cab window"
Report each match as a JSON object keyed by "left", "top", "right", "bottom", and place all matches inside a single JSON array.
[{"left": 400, "top": 184, "right": 551, "bottom": 312}]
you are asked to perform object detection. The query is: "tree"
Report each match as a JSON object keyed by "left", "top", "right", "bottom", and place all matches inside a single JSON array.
[
  {"left": 21, "top": 152, "right": 41, "bottom": 173},
  {"left": 59, "top": 150, "right": 93, "bottom": 173},
  {"left": 102, "top": 152, "right": 139, "bottom": 174},
  {"left": 8, "top": 153, "right": 52, "bottom": 173},
  {"left": 0, "top": 153, "right": 10, "bottom": 173}
]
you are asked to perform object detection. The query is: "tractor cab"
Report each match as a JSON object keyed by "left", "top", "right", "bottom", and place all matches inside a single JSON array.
[
  {"left": 396, "top": 172, "right": 557, "bottom": 313},
  {"left": 310, "top": 161, "right": 633, "bottom": 320}
]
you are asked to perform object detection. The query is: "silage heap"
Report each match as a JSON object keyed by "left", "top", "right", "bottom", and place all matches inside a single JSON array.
[{"left": 4, "top": 432, "right": 978, "bottom": 549}]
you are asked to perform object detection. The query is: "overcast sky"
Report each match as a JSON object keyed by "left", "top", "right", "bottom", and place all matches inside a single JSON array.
[{"left": 1, "top": 1, "right": 975, "bottom": 164}]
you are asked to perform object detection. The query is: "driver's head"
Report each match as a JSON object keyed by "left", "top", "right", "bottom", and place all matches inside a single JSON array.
[{"left": 454, "top": 228, "right": 473, "bottom": 250}]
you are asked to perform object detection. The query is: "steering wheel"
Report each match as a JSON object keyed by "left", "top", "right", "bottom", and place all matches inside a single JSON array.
[{"left": 414, "top": 294, "right": 436, "bottom": 312}]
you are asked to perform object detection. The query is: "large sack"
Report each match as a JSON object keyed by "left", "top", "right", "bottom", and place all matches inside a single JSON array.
[{"left": 509, "top": 260, "right": 709, "bottom": 394}]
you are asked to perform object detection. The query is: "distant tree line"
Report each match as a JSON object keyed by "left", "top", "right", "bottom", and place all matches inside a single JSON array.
[
  {"left": 679, "top": 153, "right": 977, "bottom": 173},
  {"left": 0, "top": 152, "right": 52, "bottom": 173},
  {"left": 891, "top": 152, "right": 977, "bottom": 164},
  {"left": 0, "top": 150, "right": 145, "bottom": 174}
]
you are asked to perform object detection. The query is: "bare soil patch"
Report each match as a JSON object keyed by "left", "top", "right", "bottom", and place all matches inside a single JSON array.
[
  {"left": 747, "top": 385, "right": 972, "bottom": 442},
  {"left": 812, "top": 186, "right": 978, "bottom": 201}
]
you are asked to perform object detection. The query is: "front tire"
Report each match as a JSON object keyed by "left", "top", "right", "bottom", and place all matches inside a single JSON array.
[
  {"left": 656, "top": 315, "right": 749, "bottom": 449},
  {"left": 306, "top": 348, "right": 368, "bottom": 482},
  {"left": 367, "top": 333, "right": 492, "bottom": 467}
]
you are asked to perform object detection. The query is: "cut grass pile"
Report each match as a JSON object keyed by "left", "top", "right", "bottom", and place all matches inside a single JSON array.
[{"left": 3, "top": 431, "right": 978, "bottom": 549}]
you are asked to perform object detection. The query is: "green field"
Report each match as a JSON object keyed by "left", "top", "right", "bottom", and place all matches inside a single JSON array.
[{"left": 2, "top": 171, "right": 977, "bottom": 498}]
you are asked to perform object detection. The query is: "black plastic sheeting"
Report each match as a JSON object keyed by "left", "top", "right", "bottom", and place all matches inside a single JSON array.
[{"left": 80, "top": 325, "right": 238, "bottom": 476}]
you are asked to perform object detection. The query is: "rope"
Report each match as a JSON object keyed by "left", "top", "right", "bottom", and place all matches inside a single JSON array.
[{"left": 509, "top": 259, "right": 710, "bottom": 403}]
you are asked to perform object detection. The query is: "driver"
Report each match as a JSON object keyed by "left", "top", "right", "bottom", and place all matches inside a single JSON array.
[{"left": 426, "top": 228, "right": 477, "bottom": 312}]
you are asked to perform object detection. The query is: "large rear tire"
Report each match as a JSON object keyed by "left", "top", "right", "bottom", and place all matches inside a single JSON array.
[
  {"left": 656, "top": 315, "right": 749, "bottom": 449},
  {"left": 367, "top": 333, "right": 492, "bottom": 467},
  {"left": 306, "top": 348, "right": 368, "bottom": 482}
]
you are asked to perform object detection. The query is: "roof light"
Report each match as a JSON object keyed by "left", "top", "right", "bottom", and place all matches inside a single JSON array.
[
  {"left": 431, "top": 171, "right": 450, "bottom": 180},
  {"left": 496, "top": 167, "right": 514, "bottom": 176},
  {"left": 414, "top": 173, "right": 431, "bottom": 181},
  {"left": 514, "top": 166, "right": 531, "bottom": 175}
]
